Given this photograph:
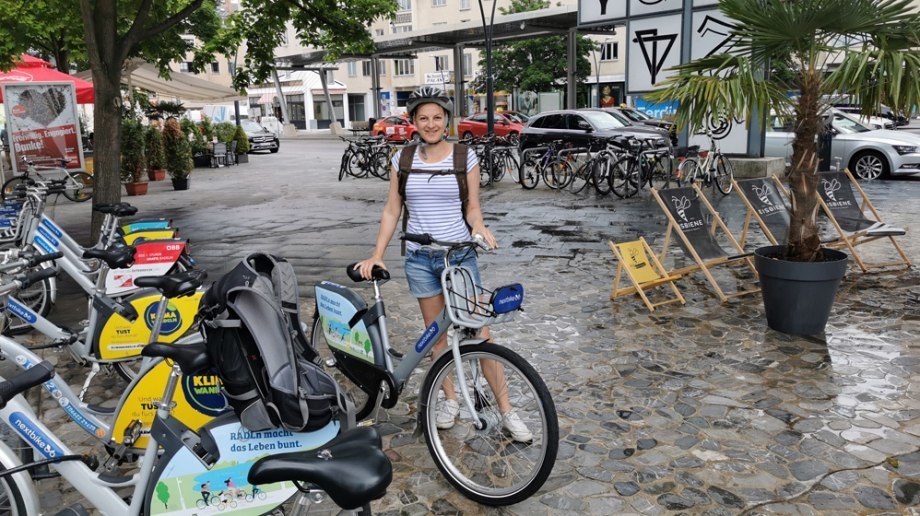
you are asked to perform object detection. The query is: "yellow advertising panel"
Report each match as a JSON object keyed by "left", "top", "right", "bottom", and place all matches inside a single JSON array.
[
  {"left": 98, "top": 291, "right": 203, "bottom": 360},
  {"left": 111, "top": 361, "right": 229, "bottom": 448},
  {"left": 121, "top": 230, "right": 177, "bottom": 246}
]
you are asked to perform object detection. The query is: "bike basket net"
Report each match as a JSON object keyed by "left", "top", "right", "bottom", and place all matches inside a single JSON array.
[{"left": 442, "top": 266, "right": 523, "bottom": 328}]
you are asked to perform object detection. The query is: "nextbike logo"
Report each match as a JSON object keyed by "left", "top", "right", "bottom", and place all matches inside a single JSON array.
[
  {"left": 10, "top": 412, "right": 64, "bottom": 459},
  {"left": 40, "top": 218, "right": 63, "bottom": 238},
  {"left": 8, "top": 298, "right": 37, "bottom": 324},
  {"left": 144, "top": 301, "right": 182, "bottom": 335},
  {"left": 181, "top": 374, "right": 230, "bottom": 417},
  {"left": 37, "top": 227, "right": 59, "bottom": 247},
  {"left": 415, "top": 321, "right": 439, "bottom": 353},
  {"left": 33, "top": 235, "right": 55, "bottom": 255}
]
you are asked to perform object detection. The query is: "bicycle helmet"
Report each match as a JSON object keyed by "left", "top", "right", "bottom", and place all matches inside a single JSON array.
[{"left": 407, "top": 86, "right": 453, "bottom": 120}]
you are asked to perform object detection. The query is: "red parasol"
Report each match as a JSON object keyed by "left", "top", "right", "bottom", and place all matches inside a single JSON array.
[{"left": 0, "top": 54, "right": 94, "bottom": 103}]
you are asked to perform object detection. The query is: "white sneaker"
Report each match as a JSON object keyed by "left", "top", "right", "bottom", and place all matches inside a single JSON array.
[
  {"left": 436, "top": 399, "right": 460, "bottom": 429},
  {"left": 502, "top": 412, "right": 533, "bottom": 443}
]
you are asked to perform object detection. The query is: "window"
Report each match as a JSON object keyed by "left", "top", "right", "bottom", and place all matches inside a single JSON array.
[
  {"left": 375, "top": 29, "right": 384, "bottom": 36},
  {"left": 362, "top": 61, "right": 371, "bottom": 77},
  {"left": 397, "top": 0, "right": 411, "bottom": 10},
  {"left": 566, "top": 114, "right": 592, "bottom": 131},
  {"left": 460, "top": 0, "right": 471, "bottom": 9},
  {"left": 210, "top": 62, "right": 220, "bottom": 73},
  {"left": 348, "top": 62, "right": 357, "bottom": 77},
  {"left": 600, "top": 42, "right": 619, "bottom": 61},
  {"left": 379, "top": 61, "right": 386, "bottom": 74},
  {"left": 393, "top": 24, "right": 413, "bottom": 33},
  {"left": 432, "top": 0, "right": 446, "bottom": 5},
  {"left": 463, "top": 53, "right": 473, "bottom": 76},
  {"left": 394, "top": 59, "right": 415, "bottom": 76},
  {"left": 535, "top": 114, "right": 563, "bottom": 129},
  {"left": 434, "top": 56, "right": 448, "bottom": 71},
  {"left": 179, "top": 62, "right": 189, "bottom": 73}
]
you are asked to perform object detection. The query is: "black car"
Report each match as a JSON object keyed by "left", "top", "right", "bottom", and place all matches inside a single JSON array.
[
  {"left": 240, "top": 119, "right": 280, "bottom": 153},
  {"left": 519, "top": 109, "right": 670, "bottom": 152},
  {"left": 611, "top": 107, "right": 678, "bottom": 143}
]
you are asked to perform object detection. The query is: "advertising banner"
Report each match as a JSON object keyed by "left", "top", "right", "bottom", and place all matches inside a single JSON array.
[{"left": 1, "top": 82, "right": 84, "bottom": 173}]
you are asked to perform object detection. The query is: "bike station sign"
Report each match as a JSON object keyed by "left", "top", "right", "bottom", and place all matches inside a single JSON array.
[{"left": 1, "top": 81, "right": 85, "bottom": 173}]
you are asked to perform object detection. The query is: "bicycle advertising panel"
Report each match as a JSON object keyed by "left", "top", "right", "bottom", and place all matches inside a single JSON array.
[
  {"left": 146, "top": 416, "right": 340, "bottom": 515},
  {"left": 315, "top": 281, "right": 378, "bottom": 365},
  {"left": 1, "top": 81, "right": 85, "bottom": 173},
  {"left": 104, "top": 240, "right": 187, "bottom": 295}
]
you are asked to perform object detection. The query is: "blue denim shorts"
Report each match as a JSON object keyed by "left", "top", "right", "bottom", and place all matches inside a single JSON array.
[{"left": 405, "top": 248, "right": 481, "bottom": 299}]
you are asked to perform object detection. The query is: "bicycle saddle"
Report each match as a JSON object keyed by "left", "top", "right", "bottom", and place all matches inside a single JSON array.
[
  {"left": 83, "top": 247, "right": 136, "bottom": 269},
  {"left": 247, "top": 427, "right": 392, "bottom": 510},
  {"left": 93, "top": 203, "right": 138, "bottom": 216},
  {"left": 134, "top": 269, "right": 207, "bottom": 298},
  {"left": 141, "top": 342, "right": 211, "bottom": 375},
  {"left": 346, "top": 263, "right": 390, "bottom": 282}
]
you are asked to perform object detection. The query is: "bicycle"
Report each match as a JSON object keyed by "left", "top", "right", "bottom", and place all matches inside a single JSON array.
[
  {"left": 565, "top": 137, "right": 613, "bottom": 195},
  {"left": 460, "top": 135, "right": 520, "bottom": 187},
  {"left": 520, "top": 139, "right": 574, "bottom": 190},
  {"left": 311, "top": 233, "right": 558, "bottom": 506},
  {"left": 339, "top": 136, "right": 388, "bottom": 181},
  {"left": 2, "top": 157, "right": 94, "bottom": 202},
  {"left": 607, "top": 135, "right": 674, "bottom": 199},
  {"left": 676, "top": 131, "right": 734, "bottom": 195}
]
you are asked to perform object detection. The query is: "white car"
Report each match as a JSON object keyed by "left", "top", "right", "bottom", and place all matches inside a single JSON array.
[{"left": 764, "top": 109, "right": 920, "bottom": 180}]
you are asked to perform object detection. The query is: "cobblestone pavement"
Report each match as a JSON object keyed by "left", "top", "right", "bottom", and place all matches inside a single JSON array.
[{"left": 6, "top": 139, "right": 920, "bottom": 515}]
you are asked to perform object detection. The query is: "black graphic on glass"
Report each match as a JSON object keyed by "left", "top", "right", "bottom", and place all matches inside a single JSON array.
[
  {"left": 697, "top": 15, "right": 739, "bottom": 57},
  {"left": 638, "top": 0, "right": 665, "bottom": 4},
  {"left": 599, "top": 0, "right": 608, "bottom": 15},
  {"left": 705, "top": 112, "right": 744, "bottom": 140},
  {"left": 632, "top": 29, "right": 678, "bottom": 85}
]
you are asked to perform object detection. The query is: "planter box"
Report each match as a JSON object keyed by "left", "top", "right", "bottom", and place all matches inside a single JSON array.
[
  {"left": 125, "top": 182, "right": 149, "bottom": 196},
  {"left": 147, "top": 169, "right": 166, "bottom": 181},
  {"left": 192, "top": 155, "right": 211, "bottom": 168},
  {"left": 172, "top": 178, "right": 190, "bottom": 190},
  {"left": 236, "top": 153, "right": 249, "bottom": 164}
]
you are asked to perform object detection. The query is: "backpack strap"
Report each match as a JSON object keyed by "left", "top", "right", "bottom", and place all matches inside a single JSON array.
[
  {"left": 453, "top": 144, "right": 470, "bottom": 230},
  {"left": 397, "top": 145, "right": 417, "bottom": 256}
]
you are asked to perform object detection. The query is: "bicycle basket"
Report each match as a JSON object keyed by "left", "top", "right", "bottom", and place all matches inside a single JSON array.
[{"left": 442, "top": 266, "right": 522, "bottom": 328}]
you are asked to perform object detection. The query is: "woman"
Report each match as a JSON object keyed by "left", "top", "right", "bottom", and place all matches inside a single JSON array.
[{"left": 355, "top": 86, "right": 531, "bottom": 442}]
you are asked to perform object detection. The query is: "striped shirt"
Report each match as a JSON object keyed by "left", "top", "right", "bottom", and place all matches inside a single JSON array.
[{"left": 392, "top": 146, "right": 480, "bottom": 252}]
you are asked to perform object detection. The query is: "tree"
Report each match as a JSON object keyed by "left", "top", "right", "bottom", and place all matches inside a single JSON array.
[
  {"left": 645, "top": 0, "right": 920, "bottom": 262},
  {"left": 470, "top": 0, "right": 593, "bottom": 97},
  {"left": 0, "top": 0, "right": 86, "bottom": 72},
  {"left": 155, "top": 481, "right": 170, "bottom": 509}
]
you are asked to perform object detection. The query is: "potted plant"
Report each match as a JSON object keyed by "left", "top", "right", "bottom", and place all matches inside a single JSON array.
[
  {"left": 647, "top": 0, "right": 920, "bottom": 335},
  {"left": 181, "top": 118, "right": 210, "bottom": 167},
  {"left": 163, "top": 118, "right": 193, "bottom": 190},
  {"left": 120, "top": 118, "right": 148, "bottom": 196},
  {"left": 144, "top": 125, "right": 166, "bottom": 181},
  {"left": 233, "top": 123, "right": 250, "bottom": 164}
]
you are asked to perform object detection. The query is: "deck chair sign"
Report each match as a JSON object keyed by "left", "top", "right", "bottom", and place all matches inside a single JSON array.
[
  {"left": 816, "top": 170, "right": 911, "bottom": 272},
  {"left": 652, "top": 186, "right": 760, "bottom": 303},
  {"left": 733, "top": 178, "right": 793, "bottom": 247},
  {"left": 608, "top": 237, "right": 685, "bottom": 312}
]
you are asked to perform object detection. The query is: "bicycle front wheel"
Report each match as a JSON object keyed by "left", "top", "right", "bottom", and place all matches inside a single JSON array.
[
  {"left": 420, "top": 343, "right": 558, "bottom": 506},
  {"left": 63, "top": 172, "right": 94, "bottom": 202},
  {"left": 609, "top": 157, "right": 639, "bottom": 198},
  {"left": 371, "top": 151, "right": 390, "bottom": 181},
  {"left": 568, "top": 163, "right": 589, "bottom": 194},
  {"left": 542, "top": 160, "right": 572, "bottom": 190},
  {"left": 520, "top": 157, "right": 540, "bottom": 190},
  {"left": 715, "top": 154, "right": 734, "bottom": 195},
  {"left": 592, "top": 152, "right": 614, "bottom": 196},
  {"left": 1, "top": 177, "right": 29, "bottom": 201},
  {"left": 650, "top": 155, "right": 675, "bottom": 190}
]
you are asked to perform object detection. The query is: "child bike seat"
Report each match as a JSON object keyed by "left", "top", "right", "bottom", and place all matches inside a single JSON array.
[
  {"left": 134, "top": 269, "right": 207, "bottom": 298},
  {"left": 83, "top": 247, "right": 136, "bottom": 269},
  {"left": 247, "top": 426, "right": 392, "bottom": 510},
  {"left": 346, "top": 263, "right": 390, "bottom": 282},
  {"left": 141, "top": 342, "right": 211, "bottom": 375}
]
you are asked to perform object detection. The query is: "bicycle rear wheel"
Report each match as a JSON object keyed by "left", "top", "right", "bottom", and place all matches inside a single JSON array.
[
  {"left": 592, "top": 152, "right": 614, "bottom": 196},
  {"left": 715, "top": 154, "right": 734, "bottom": 195},
  {"left": 542, "top": 160, "right": 572, "bottom": 190},
  {"left": 610, "top": 157, "right": 639, "bottom": 198},
  {"left": 339, "top": 150, "right": 352, "bottom": 181},
  {"left": 421, "top": 343, "right": 558, "bottom": 506},
  {"left": 568, "top": 162, "right": 590, "bottom": 194},
  {"left": 520, "top": 157, "right": 539, "bottom": 190},
  {"left": 371, "top": 151, "right": 390, "bottom": 180},
  {"left": 649, "top": 155, "right": 674, "bottom": 190},
  {"left": 348, "top": 149, "right": 369, "bottom": 178},
  {"left": 62, "top": 172, "right": 94, "bottom": 202}
]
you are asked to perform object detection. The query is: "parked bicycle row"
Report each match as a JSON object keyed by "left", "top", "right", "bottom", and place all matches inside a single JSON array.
[
  {"left": 0, "top": 177, "right": 557, "bottom": 514},
  {"left": 338, "top": 135, "right": 407, "bottom": 181}
]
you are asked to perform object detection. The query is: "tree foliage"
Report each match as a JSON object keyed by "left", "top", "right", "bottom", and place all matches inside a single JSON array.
[
  {"left": 0, "top": 0, "right": 86, "bottom": 72},
  {"left": 163, "top": 118, "right": 192, "bottom": 179},
  {"left": 470, "top": 0, "right": 593, "bottom": 94},
  {"left": 645, "top": 0, "right": 920, "bottom": 261}
]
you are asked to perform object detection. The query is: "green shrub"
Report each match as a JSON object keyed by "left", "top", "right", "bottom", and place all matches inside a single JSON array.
[
  {"left": 144, "top": 126, "right": 165, "bottom": 170},
  {"left": 233, "top": 124, "right": 249, "bottom": 154},
  {"left": 163, "top": 118, "right": 193, "bottom": 179},
  {"left": 120, "top": 119, "right": 147, "bottom": 183},
  {"left": 200, "top": 115, "right": 215, "bottom": 142},
  {"left": 214, "top": 121, "right": 237, "bottom": 143}
]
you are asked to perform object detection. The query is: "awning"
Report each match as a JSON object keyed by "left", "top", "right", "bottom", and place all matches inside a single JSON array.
[
  {"left": 257, "top": 93, "right": 275, "bottom": 104},
  {"left": 74, "top": 61, "right": 244, "bottom": 104}
]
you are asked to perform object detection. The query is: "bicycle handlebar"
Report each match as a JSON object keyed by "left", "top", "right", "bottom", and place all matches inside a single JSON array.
[{"left": 401, "top": 233, "right": 490, "bottom": 252}]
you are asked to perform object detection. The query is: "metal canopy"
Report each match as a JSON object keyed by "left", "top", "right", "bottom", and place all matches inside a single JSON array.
[{"left": 277, "top": 5, "right": 586, "bottom": 67}]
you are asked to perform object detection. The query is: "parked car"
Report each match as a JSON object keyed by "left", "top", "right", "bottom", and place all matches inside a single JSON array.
[
  {"left": 502, "top": 110, "right": 531, "bottom": 124},
  {"left": 458, "top": 112, "right": 525, "bottom": 143},
  {"left": 240, "top": 119, "right": 279, "bottom": 153},
  {"left": 372, "top": 115, "right": 419, "bottom": 142},
  {"left": 614, "top": 106, "right": 678, "bottom": 144},
  {"left": 826, "top": 96, "right": 909, "bottom": 127},
  {"left": 519, "top": 109, "right": 670, "bottom": 151},
  {"left": 764, "top": 108, "right": 920, "bottom": 180}
]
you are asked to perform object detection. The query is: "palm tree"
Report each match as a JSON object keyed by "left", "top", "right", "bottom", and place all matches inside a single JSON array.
[{"left": 646, "top": 0, "right": 920, "bottom": 261}]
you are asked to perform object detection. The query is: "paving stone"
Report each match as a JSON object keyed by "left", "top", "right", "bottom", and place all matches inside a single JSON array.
[{"left": 855, "top": 486, "right": 897, "bottom": 510}]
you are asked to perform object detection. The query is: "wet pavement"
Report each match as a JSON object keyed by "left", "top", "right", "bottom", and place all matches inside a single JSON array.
[{"left": 8, "top": 139, "right": 920, "bottom": 514}]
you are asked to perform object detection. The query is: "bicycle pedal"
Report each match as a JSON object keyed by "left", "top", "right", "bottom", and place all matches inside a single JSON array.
[{"left": 53, "top": 504, "right": 90, "bottom": 516}]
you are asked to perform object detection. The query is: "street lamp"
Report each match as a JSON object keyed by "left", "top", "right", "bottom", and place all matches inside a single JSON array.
[
  {"left": 478, "top": 0, "right": 498, "bottom": 137},
  {"left": 593, "top": 35, "right": 614, "bottom": 108}
]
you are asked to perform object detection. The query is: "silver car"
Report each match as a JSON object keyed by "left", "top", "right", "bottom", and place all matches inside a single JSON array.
[{"left": 765, "top": 109, "right": 920, "bottom": 180}]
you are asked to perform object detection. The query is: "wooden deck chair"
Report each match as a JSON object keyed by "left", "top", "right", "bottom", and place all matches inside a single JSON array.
[
  {"left": 651, "top": 185, "right": 761, "bottom": 302},
  {"left": 733, "top": 177, "right": 793, "bottom": 247},
  {"left": 609, "top": 237, "right": 685, "bottom": 311},
  {"left": 775, "top": 169, "right": 911, "bottom": 272}
]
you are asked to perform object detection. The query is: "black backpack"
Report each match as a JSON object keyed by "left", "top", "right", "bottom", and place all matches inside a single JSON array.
[{"left": 199, "top": 252, "right": 340, "bottom": 432}]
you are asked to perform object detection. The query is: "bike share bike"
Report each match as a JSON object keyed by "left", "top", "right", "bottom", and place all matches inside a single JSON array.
[
  {"left": 0, "top": 266, "right": 392, "bottom": 515},
  {"left": 312, "top": 233, "right": 558, "bottom": 506}
]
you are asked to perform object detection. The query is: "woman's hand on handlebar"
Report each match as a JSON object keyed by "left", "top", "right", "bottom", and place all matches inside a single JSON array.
[{"left": 354, "top": 257, "right": 387, "bottom": 281}]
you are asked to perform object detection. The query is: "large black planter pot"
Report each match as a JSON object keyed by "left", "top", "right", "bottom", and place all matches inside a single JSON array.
[
  {"left": 172, "top": 178, "right": 189, "bottom": 190},
  {"left": 754, "top": 245, "right": 848, "bottom": 336}
]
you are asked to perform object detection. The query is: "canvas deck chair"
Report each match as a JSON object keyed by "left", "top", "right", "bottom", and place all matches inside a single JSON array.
[
  {"left": 609, "top": 237, "right": 685, "bottom": 311},
  {"left": 815, "top": 169, "right": 911, "bottom": 271},
  {"left": 733, "top": 177, "right": 794, "bottom": 247},
  {"left": 651, "top": 185, "right": 760, "bottom": 302}
]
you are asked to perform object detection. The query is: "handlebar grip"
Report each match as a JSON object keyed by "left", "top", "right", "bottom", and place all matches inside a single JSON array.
[
  {"left": 0, "top": 361, "right": 55, "bottom": 410},
  {"left": 400, "top": 233, "right": 432, "bottom": 245},
  {"left": 27, "top": 251, "right": 63, "bottom": 267},
  {"left": 18, "top": 267, "right": 58, "bottom": 289}
]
